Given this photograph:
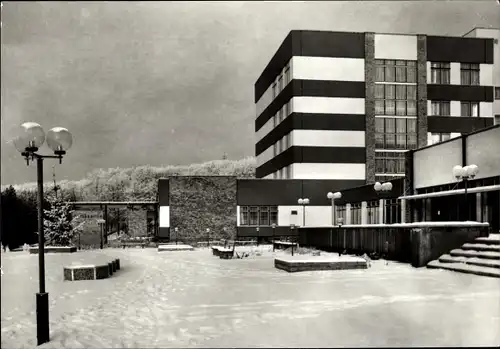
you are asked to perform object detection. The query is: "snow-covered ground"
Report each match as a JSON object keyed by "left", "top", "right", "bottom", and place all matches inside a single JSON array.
[{"left": 1, "top": 248, "right": 499, "bottom": 348}]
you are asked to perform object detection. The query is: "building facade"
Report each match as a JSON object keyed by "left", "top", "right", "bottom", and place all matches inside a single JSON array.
[{"left": 254, "top": 29, "right": 497, "bottom": 184}]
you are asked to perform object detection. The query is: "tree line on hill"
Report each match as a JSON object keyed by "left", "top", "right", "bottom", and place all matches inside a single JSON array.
[{"left": 0, "top": 158, "right": 256, "bottom": 249}]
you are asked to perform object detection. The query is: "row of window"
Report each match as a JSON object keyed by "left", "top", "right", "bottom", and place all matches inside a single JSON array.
[
  {"left": 336, "top": 200, "right": 401, "bottom": 225},
  {"left": 429, "top": 132, "right": 453, "bottom": 145},
  {"left": 240, "top": 206, "right": 278, "bottom": 226},
  {"left": 429, "top": 101, "right": 480, "bottom": 117},
  {"left": 271, "top": 64, "right": 291, "bottom": 99},
  {"left": 375, "top": 99, "right": 417, "bottom": 116},
  {"left": 375, "top": 174, "right": 403, "bottom": 183},
  {"left": 375, "top": 151, "right": 407, "bottom": 174},
  {"left": 375, "top": 84, "right": 417, "bottom": 100},
  {"left": 430, "top": 62, "right": 480, "bottom": 86},
  {"left": 375, "top": 117, "right": 417, "bottom": 150},
  {"left": 273, "top": 165, "right": 292, "bottom": 179},
  {"left": 273, "top": 101, "right": 292, "bottom": 127},
  {"left": 375, "top": 59, "right": 417, "bottom": 83},
  {"left": 273, "top": 133, "right": 291, "bottom": 156}
]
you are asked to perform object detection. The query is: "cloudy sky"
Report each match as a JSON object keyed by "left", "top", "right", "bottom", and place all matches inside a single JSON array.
[{"left": 1, "top": 1, "right": 499, "bottom": 185}]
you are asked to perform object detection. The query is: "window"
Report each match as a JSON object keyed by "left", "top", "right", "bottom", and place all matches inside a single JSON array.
[
  {"left": 375, "top": 84, "right": 417, "bottom": 116},
  {"left": 375, "top": 59, "right": 417, "bottom": 83},
  {"left": 461, "top": 102, "right": 479, "bottom": 117},
  {"left": 335, "top": 205, "right": 346, "bottom": 224},
  {"left": 272, "top": 83, "right": 277, "bottom": 98},
  {"left": 460, "top": 63, "right": 480, "bottom": 86},
  {"left": 279, "top": 138, "right": 283, "bottom": 153},
  {"left": 240, "top": 206, "right": 279, "bottom": 226},
  {"left": 273, "top": 143, "right": 278, "bottom": 157},
  {"left": 278, "top": 74, "right": 284, "bottom": 92},
  {"left": 351, "top": 203, "right": 362, "bottom": 225},
  {"left": 286, "top": 165, "right": 292, "bottom": 179},
  {"left": 259, "top": 206, "right": 270, "bottom": 226},
  {"left": 375, "top": 118, "right": 417, "bottom": 150},
  {"left": 285, "top": 133, "right": 291, "bottom": 150},
  {"left": 384, "top": 199, "right": 401, "bottom": 224},
  {"left": 278, "top": 107, "right": 284, "bottom": 123},
  {"left": 430, "top": 133, "right": 451, "bottom": 145},
  {"left": 430, "top": 62, "right": 450, "bottom": 84},
  {"left": 495, "top": 87, "right": 500, "bottom": 100},
  {"left": 367, "top": 201, "right": 379, "bottom": 224},
  {"left": 284, "top": 101, "right": 291, "bottom": 116},
  {"left": 284, "top": 65, "right": 291, "bottom": 85},
  {"left": 495, "top": 115, "right": 500, "bottom": 125},
  {"left": 375, "top": 151, "right": 407, "bottom": 175},
  {"left": 249, "top": 206, "right": 258, "bottom": 225},
  {"left": 430, "top": 101, "right": 451, "bottom": 116},
  {"left": 240, "top": 206, "right": 249, "bottom": 225},
  {"left": 273, "top": 113, "right": 278, "bottom": 127}
]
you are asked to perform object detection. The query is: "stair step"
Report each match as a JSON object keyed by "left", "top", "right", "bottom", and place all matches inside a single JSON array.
[
  {"left": 427, "top": 260, "right": 500, "bottom": 278},
  {"left": 462, "top": 243, "right": 500, "bottom": 252},
  {"left": 438, "top": 254, "right": 500, "bottom": 269},
  {"left": 449, "top": 249, "right": 500, "bottom": 260},
  {"left": 475, "top": 235, "right": 500, "bottom": 245}
]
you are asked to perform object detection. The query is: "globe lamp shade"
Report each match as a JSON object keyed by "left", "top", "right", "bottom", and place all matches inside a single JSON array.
[
  {"left": 374, "top": 182, "right": 382, "bottom": 192},
  {"left": 46, "top": 127, "right": 73, "bottom": 155},
  {"left": 13, "top": 122, "right": 46, "bottom": 153}
]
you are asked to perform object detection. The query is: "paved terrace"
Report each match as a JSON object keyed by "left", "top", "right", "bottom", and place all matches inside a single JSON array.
[{"left": 1, "top": 247, "right": 499, "bottom": 348}]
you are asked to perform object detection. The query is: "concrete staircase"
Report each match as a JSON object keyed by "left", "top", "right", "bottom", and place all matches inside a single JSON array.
[{"left": 427, "top": 234, "right": 500, "bottom": 278}]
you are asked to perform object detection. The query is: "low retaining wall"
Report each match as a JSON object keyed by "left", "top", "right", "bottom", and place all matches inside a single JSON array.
[
  {"left": 298, "top": 222, "right": 489, "bottom": 268},
  {"left": 29, "top": 246, "right": 77, "bottom": 254},
  {"left": 64, "top": 258, "right": 120, "bottom": 281},
  {"left": 275, "top": 257, "right": 368, "bottom": 272}
]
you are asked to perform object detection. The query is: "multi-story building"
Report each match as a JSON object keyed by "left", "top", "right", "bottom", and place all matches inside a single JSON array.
[
  {"left": 254, "top": 29, "right": 497, "bottom": 184},
  {"left": 463, "top": 27, "right": 500, "bottom": 125}
]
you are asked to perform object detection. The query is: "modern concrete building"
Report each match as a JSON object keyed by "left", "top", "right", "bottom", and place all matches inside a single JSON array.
[{"left": 254, "top": 29, "right": 497, "bottom": 183}]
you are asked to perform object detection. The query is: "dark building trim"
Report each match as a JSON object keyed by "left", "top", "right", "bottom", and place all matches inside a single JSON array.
[
  {"left": 461, "top": 135, "right": 467, "bottom": 167},
  {"left": 254, "top": 32, "right": 298, "bottom": 103},
  {"left": 256, "top": 80, "right": 366, "bottom": 131},
  {"left": 237, "top": 226, "right": 299, "bottom": 238},
  {"left": 158, "top": 227, "right": 170, "bottom": 239},
  {"left": 404, "top": 150, "right": 415, "bottom": 222},
  {"left": 254, "top": 30, "right": 366, "bottom": 102},
  {"left": 255, "top": 146, "right": 366, "bottom": 178},
  {"left": 237, "top": 179, "right": 366, "bottom": 206},
  {"left": 255, "top": 113, "right": 366, "bottom": 156},
  {"left": 426, "top": 36, "right": 494, "bottom": 64},
  {"left": 158, "top": 179, "right": 170, "bottom": 206},
  {"left": 364, "top": 32, "right": 376, "bottom": 185},
  {"left": 427, "top": 85, "right": 494, "bottom": 102},
  {"left": 427, "top": 116, "right": 494, "bottom": 134},
  {"left": 334, "top": 177, "right": 405, "bottom": 205},
  {"left": 417, "top": 35, "right": 429, "bottom": 148}
]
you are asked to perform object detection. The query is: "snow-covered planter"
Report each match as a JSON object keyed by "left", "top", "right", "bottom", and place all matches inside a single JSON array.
[{"left": 29, "top": 246, "right": 77, "bottom": 254}]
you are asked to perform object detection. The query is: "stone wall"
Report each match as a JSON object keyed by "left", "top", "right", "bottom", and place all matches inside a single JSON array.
[{"left": 169, "top": 176, "right": 237, "bottom": 243}]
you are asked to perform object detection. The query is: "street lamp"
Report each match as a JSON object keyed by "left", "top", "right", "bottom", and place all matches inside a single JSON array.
[
  {"left": 13, "top": 122, "right": 73, "bottom": 346},
  {"left": 327, "top": 191, "right": 342, "bottom": 226},
  {"left": 174, "top": 227, "right": 178, "bottom": 245},
  {"left": 206, "top": 228, "right": 210, "bottom": 247},
  {"left": 271, "top": 223, "right": 277, "bottom": 250},
  {"left": 297, "top": 198, "right": 310, "bottom": 227},
  {"left": 452, "top": 164, "right": 479, "bottom": 221},
  {"left": 97, "top": 219, "right": 105, "bottom": 249},
  {"left": 374, "top": 181, "right": 393, "bottom": 224}
]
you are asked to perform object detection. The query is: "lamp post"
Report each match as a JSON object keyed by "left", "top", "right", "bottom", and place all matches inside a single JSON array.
[
  {"left": 13, "top": 122, "right": 73, "bottom": 346},
  {"left": 374, "top": 181, "right": 393, "bottom": 224},
  {"left": 97, "top": 219, "right": 105, "bottom": 249},
  {"left": 255, "top": 226, "right": 260, "bottom": 246},
  {"left": 174, "top": 227, "right": 178, "bottom": 245},
  {"left": 327, "top": 191, "right": 342, "bottom": 226},
  {"left": 452, "top": 164, "right": 479, "bottom": 221},
  {"left": 297, "top": 198, "right": 310, "bottom": 227},
  {"left": 271, "top": 223, "right": 277, "bottom": 251},
  {"left": 206, "top": 228, "right": 210, "bottom": 247}
]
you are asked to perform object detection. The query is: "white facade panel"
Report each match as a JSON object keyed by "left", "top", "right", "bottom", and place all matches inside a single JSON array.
[
  {"left": 479, "top": 64, "right": 493, "bottom": 86},
  {"left": 159, "top": 206, "right": 170, "bottom": 228},
  {"left": 290, "top": 130, "right": 365, "bottom": 148},
  {"left": 278, "top": 205, "right": 302, "bottom": 227},
  {"left": 466, "top": 126, "right": 500, "bottom": 180},
  {"left": 236, "top": 206, "right": 240, "bottom": 226},
  {"left": 256, "top": 145, "right": 274, "bottom": 167},
  {"left": 256, "top": 84, "right": 273, "bottom": 118},
  {"left": 292, "top": 97, "right": 365, "bottom": 115},
  {"left": 451, "top": 101, "right": 461, "bottom": 117},
  {"left": 450, "top": 63, "right": 461, "bottom": 85},
  {"left": 291, "top": 56, "right": 365, "bottom": 81},
  {"left": 256, "top": 116, "right": 274, "bottom": 142},
  {"left": 374, "top": 34, "right": 418, "bottom": 60},
  {"left": 479, "top": 102, "right": 493, "bottom": 117},
  {"left": 277, "top": 206, "right": 331, "bottom": 227},
  {"left": 291, "top": 163, "right": 366, "bottom": 180}
]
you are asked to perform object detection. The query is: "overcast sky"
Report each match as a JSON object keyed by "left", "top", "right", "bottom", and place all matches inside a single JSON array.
[{"left": 1, "top": 1, "right": 499, "bottom": 185}]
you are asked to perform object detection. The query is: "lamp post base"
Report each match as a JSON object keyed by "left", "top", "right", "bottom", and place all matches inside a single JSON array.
[{"left": 36, "top": 292, "right": 50, "bottom": 346}]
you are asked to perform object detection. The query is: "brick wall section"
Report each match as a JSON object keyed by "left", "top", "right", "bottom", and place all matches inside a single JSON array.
[
  {"left": 128, "top": 208, "right": 147, "bottom": 237},
  {"left": 364, "top": 32, "right": 376, "bottom": 185},
  {"left": 417, "top": 35, "right": 428, "bottom": 148}
]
